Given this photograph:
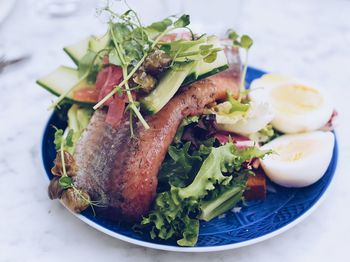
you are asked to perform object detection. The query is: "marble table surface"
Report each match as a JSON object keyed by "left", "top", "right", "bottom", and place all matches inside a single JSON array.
[{"left": 1, "top": 0, "right": 349, "bottom": 261}]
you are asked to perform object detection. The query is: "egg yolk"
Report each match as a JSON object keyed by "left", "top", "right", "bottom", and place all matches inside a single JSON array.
[
  {"left": 272, "top": 139, "right": 320, "bottom": 162},
  {"left": 271, "top": 84, "right": 324, "bottom": 114},
  {"left": 261, "top": 74, "right": 290, "bottom": 82}
]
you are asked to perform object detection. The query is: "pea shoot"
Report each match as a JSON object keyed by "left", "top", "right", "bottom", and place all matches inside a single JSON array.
[
  {"left": 228, "top": 30, "right": 253, "bottom": 100},
  {"left": 93, "top": 4, "right": 223, "bottom": 132},
  {"left": 92, "top": 8, "right": 194, "bottom": 131},
  {"left": 48, "top": 2, "right": 227, "bottom": 135}
]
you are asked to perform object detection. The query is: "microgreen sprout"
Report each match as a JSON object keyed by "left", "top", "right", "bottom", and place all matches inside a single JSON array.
[
  {"left": 49, "top": 2, "right": 226, "bottom": 133},
  {"left": 228, "top": 30, "right": 253, "bottom": 100},
  {"left": 92, "top": 7, "right": 196, "bottom": 130}
]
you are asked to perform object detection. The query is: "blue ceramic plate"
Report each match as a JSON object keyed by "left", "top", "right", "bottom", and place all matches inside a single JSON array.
[{"left": 41, "top": 67, "right": 338, "bottom": 252}]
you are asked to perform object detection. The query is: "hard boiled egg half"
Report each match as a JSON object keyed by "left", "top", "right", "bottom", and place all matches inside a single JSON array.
[
  {"left": 260, "top": 131, "right": 335, "bottom": 187},
  {"left": 249, "top": 74, "right": 333, "bottom": 134}
]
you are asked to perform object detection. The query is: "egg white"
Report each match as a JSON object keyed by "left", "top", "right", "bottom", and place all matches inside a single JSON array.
[
  {"left": 260, "top": 131, "right": 334, "bottom": 188},
  {"left": 249, "top": 74, "right": 334, "bottom": 134}
]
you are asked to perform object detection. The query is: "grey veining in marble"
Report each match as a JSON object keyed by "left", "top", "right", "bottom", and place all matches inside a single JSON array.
[{"left": 1, "top": 0, "right": 350, "bottom": 261}]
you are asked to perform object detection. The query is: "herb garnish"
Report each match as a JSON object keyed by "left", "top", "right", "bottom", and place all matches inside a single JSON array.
[
  {"left": 92, "top": 8, "right": 196, "bottom": 129},
  {"left": 228, "top": 30, "right": 253, "bottom": 99},
  {"left": 46, "top": 2, "right": 226, "bottom": 133},
  {"left": 93, "top": 4, "right": 224, "bottom": 131}
]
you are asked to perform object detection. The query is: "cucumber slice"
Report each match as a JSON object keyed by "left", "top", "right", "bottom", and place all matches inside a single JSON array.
[
  {"left": 89, "top": 33, "right": 111, "bottom": 52},
  {"left": 140, "top": 37, "right": 229, "bottom": 114},
  {"left": 175, "top": 35, "right": 229, "bottom": 86},
  {"left": 36, "top": 66, "right": 94, "bottom": 106},
  {"left": 63, "top": 33, "right": 110, "bottom": 65},
  {"left": 141, "top": 62, "right": 195, "bottom": 114},
  {"left": 63, "top": 37, "right": 90, "bottom": 66},
  {"left": 182, "top": 50, "right": 228, "bottom": 87},
  {"left": 196, "top": 50, "right": 228, "bottom": 77}
]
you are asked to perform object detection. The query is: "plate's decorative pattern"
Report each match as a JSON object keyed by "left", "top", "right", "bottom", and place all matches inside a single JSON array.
[{"left": 42, "top": 67, "right": 338, "bottom": 248}]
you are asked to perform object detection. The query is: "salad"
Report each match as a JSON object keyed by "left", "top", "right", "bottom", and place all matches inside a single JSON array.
[{"left": 37, "top": 3, "right": 336, "bottom": 247}]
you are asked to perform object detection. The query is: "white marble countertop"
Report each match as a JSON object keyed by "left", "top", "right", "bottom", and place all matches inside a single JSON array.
[{"left": 1, "top": 0, "right": 350, "bottom": 261}]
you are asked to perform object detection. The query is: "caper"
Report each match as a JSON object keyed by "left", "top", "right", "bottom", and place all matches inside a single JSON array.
[
  {"left": 133, "top": 71, "right": 157, "bottom": 94},
  {"left": 143, "top": 50, "right": 172, "bottom": 74},
  {"left": 51, "top": 151, "right": 77, "bottom": 177},
  {"left": 61, "top": 188, "right": 90, "bottom": 213},
  {"left": 48, "top": 177, "right": 64, "bottom": 200}
]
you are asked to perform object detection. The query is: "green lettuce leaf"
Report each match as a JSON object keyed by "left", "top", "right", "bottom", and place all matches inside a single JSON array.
[
  {"left": 158, "top": 115, "right": 214, "bottom": 190},
  {"left": 177, "top": 143, "right": 236, "bottom": 199},
  {"left": 173, "top": 116, "right": 199, "bottom": 144},
  {"left": 53, "top": 128, "right": 64, "bottom": 151},
  {"left": 227, "top": 93, "right": 250, "bottom": 113},
  {"left": 142, "top": 143, "right": 271, "bottom": 246},
  {"left": 53, "top": 105, "right": 93, "bottom": 154},
  {"left": 249, "top": 124, "right": 282, "bottom": 144},
  {"left": 147, "top": 18, "right": 173, "bottom": 32},
  {"left": 158, "top": 142, "right": 202, "bottom": 189},
  {"left": 199, "top": 174, "right": 247, "bottom": 221},
  {"left": 141, "top": 189, "right": 199, "bottom": 246}
]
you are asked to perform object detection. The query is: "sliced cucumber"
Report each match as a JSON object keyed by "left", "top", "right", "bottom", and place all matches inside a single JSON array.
[
  {"left": 141, "top": 62, "right": 195, "bottom": 114},
  {"left": 182, "top": 49, "right": 228, "bottom": 86},
  {"left": 36, "top": 66, "right": 94, "bottom": 106},
  {"left": 41, "top": 33, "right": 110, "bottom": 105},
  {"left": 63, "top": 33, "right": 111, "bottom": 65},
  {"left": 89, "top": 33, "right": 111, "bottom": 53},
  {"left": 196, "top": 49, "right": 228, "bottom": 77},
  {"left": 63, "top": 37, "right": 90, "bottom": 66},
  {"left": 140, "top": 36, "right": 229, "bottom": 114}
]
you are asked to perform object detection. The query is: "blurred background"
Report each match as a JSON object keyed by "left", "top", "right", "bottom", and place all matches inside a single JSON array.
[{"left": 0, "top": 0, "right": 349, "bottom": 261}]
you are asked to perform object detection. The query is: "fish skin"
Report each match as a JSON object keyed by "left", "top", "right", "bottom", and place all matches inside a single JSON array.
[{"left": 74, "top": 47, "right": 241, "bottom": 221}]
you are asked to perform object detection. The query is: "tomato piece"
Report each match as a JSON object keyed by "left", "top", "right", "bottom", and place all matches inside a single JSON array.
[
  {"left": 73, "top": 87, "right": 99, "bottom": 103},
  {"left": 71, "top": 65, "right": 123, "bottom": 105}
]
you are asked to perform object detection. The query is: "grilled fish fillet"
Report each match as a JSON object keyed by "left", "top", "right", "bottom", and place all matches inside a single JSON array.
[{"left": 74, "top": 47, "right": 241, "bottom": 221}]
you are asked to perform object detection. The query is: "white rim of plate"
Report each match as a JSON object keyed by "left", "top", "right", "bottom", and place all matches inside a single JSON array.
[{"left": 40, "top": 117, "right": 338, "bottom": 253}]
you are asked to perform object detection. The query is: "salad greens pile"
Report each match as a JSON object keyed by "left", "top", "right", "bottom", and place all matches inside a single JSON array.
[{"left": 140, "top": 118, "right": 271, "bottom": 246}]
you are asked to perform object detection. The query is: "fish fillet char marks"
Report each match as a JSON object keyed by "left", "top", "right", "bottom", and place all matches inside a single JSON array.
[{"left": 74, "top": 48, "right": 241, "bottom": 221}]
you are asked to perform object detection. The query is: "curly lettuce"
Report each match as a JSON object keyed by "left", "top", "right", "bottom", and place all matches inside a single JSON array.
[
  {"left": 173, "top": 116, "right": 199, "bottom": 144},
  {"left": 158, "top": 118, "right": 215, "bottom": 190},
  {"left": 141, "top": 143, "right": 270, "bottom": 246},
  {"left": 199, "top": 174, "right": 246, "bottom": 221},
  {"left": 157, "top": 142, "right": 203, "bottom": 189}
]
